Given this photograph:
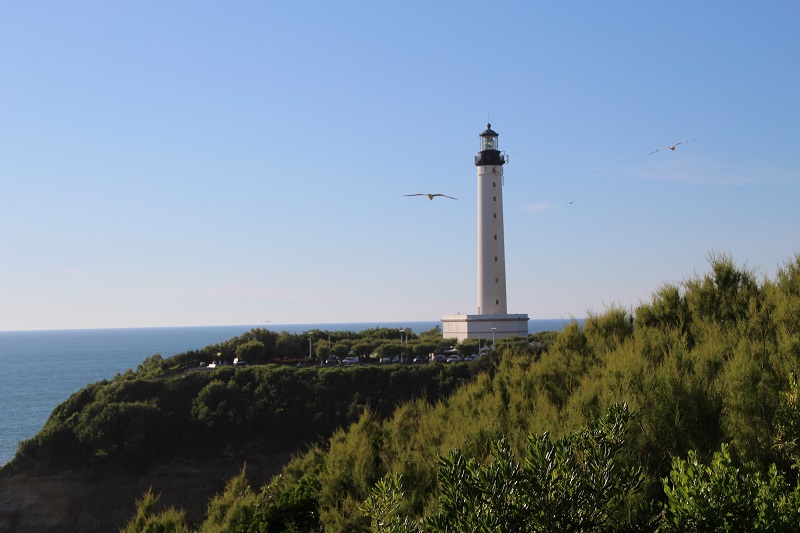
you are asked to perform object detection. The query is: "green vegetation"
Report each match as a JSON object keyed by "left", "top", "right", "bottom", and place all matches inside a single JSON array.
[
  {"left": 7, "top": 363, "right": 475, "bottom": 475},
  {"left": 162, "top": 325, "right": 463, "bottom": 369},
  {"left": 8, "top": 251, "right": 800, "bottom": 531},
  {"left": 176, "top": 251, "right": 800, "bottom": 532},
  {"left": 121, "top": 488, "right": 190, "bottom": 533},
  {"left": 361, "top": 403, "right": 644, "bottom": 532}
]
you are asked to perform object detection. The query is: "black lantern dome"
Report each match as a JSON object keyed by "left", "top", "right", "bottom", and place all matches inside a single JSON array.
[{"left": 475, "top": 123, "right": 506, "bottom": 166}]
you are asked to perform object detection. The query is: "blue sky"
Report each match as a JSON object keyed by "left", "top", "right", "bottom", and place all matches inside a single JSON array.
[{"left": 1, "top": 1, "right": 798, "bottom": 331}]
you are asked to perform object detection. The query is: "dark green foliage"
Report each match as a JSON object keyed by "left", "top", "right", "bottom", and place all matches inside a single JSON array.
[
  {"left": 8, "top": 362, "right": 474, "bottom": 474},
  {"left": 430, "top": 403, "right": 642, "bottom": 532},
  {"left": 136, "top": 354, "right": 168, "bottom": 377},
  {"left": 318, "top": 410, "right": 385, "bottom": 532},
  {"left": 456, "top": 338, "right": 479, "bottom": 356},
  {"left": 684, "top": 252, "right": 760, "bottom": 329},
  {"left": 536, "top": 320, "right": 591, "bottom": 409},
  {"left": 262, "top": 252, "right": 800, "bottom": 531},
  {"left": 198, "top": 467, "right": 259, "bottom": 533},
  {"left": 252, "top": 470, "right": 322, "bottom": 533},
  {"left": 773, "top": 373, "right": 800, "bottom": 475},
  {"left": 276, "top": 332, "right": 306, "bottom": 359},
  {"left": 359, "top": 475, "right": 421, "bottom": 533},
  {"left": 635, "top": 284, "right": 690, "bottom": 339},
  {"left": 493, "top": 335, "right": 532, "bottom": 354},
  {"left": 235, "top": 339, "right": 266, "bottom": 362},
  {"left": 529, "top": 330, "right": 558, "bottom": 357},
  {"left": 120, "top": 488, "right": 190, "bottom": 533},
  {"left": 583, "top": 307, "right": 634, "bottom": 355},
  {"left": 661, "top": 444, "right": 800, "bottom": 531},
  {"left": 362, "top": 404, "right": 642, "bottom": 532}
]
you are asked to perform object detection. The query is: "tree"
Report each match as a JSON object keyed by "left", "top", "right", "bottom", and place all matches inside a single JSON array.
[
  {"left": 276, "top": 332, "right": 305, "bottom": 358},
  {"left": 314, "top": 339, "right": 331, "bottom": 359},
  {"left": 456, "top": 338, "right": 479, "bottom": 357},
  {"left": 376, "top": 341, "right": 403, "bottom": 359},
  {"left": 351, "top": 340, "right": 376, "bottom": 358},
  {"left": 331, "top": 340, "right": 353, "bottom": 358},
  {"left": 135, "top": 354, "right": 166, "bottom": 377},
  {"left": 235, "top": 339, "right": 265, "bottom": 363}
]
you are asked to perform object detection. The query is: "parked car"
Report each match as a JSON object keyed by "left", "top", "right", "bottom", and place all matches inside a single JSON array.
[
  {"left": 446, "top": 355, "right": 462, "bottom": 363},
  {"left": 413, "top": 355, "right": 427, "bottom": 364},
  {"left": 434, "top": 354, "right": 447, "bottom": 364},
  {"left": 342, "top": 356, "right": 360, "bottom": 365},
  {"left": 463, "top": 355, "right": 476, "bottom": 362},
  {"left": 325, "top": 357, "right": 339, "bottom": 365},
  {"left": 379, "top": 356, "right": 391, "bottom": 364}
]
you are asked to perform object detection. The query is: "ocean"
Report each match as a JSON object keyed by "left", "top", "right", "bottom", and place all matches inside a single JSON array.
[{"left": 0, "top": 319, "right": 573, "bottom": 466}]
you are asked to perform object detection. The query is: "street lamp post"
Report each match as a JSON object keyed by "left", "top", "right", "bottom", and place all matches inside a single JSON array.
[
  {"left": 491, "top": 328, "right": 497, "bottom": 350},
  {"left": 399, "top": 328, "right": 406, "bottom": 363}
]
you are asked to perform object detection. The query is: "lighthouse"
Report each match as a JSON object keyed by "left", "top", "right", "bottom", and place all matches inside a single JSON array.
[
  {"left": 442, "top": 124, "right": 529, "bottom": 342},
  {"left": 476, "top": 124, "right": 508, "bottom": 315}
]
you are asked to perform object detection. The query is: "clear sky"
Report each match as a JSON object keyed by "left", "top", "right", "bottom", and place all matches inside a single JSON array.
[{"left": 1, "top": 2, "right": 798, "bottom": 331}]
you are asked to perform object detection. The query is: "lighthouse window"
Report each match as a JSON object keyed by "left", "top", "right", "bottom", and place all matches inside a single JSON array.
[
  {"left": 495, "top": 278, "right": 498, "bottom": 283},
  {"left": 496, "top": 300, "right": 499, "bottom": 305},
  {"left": 493, "top": 213, "right": 496, "bottom": 219},
  {"left": 494, "top": 235, "right": 497, "bottom": 240},
  {"left": 493, "top": 196, "right": 496, "bottom": 202},
  {"left": 495, "top": 256, "right": 498, "bottom": 261},
  {"left": 493, "top": 182, "right": 496, "bottom": 187}
]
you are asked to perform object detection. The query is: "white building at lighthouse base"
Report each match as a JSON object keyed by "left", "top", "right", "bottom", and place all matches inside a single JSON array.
[{"left": 441, "top": 313, "right": 529, "bottom": 343}]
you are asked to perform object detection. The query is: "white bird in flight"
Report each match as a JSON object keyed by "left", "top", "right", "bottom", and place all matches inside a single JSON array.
[
  {"left": 404, "top": 193, "right": 458, "bottom": 200},
  {"left": 650, "top": 139, "right": 696, "bottom": 155}
]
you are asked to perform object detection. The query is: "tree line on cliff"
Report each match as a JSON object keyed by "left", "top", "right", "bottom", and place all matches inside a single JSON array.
[{"left": 4, "top": 321, "right": 498, "bottom": 475}]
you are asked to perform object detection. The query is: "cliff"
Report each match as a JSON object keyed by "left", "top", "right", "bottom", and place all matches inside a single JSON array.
[{"left": 0, "top": 363, "right": 475, "bottom": 532}]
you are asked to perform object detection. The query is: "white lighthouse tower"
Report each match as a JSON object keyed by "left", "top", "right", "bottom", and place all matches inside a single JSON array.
[
  {"left": 476, "top": 124, "right": 508, "bottom": 315},
  {"left": 442, "top": 124, "right": 529, "bottom": 343}
]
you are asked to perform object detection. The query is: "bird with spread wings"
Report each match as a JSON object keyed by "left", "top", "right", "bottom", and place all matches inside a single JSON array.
[
  {"left": 404, "top": 193, "right": 457, "bottom": 200},
  {"left": 650, "top": 139, "right": 696, "bottom": 155}
]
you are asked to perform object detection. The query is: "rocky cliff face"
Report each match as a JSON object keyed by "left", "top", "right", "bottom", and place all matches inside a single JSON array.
[{"left": 0, "top": 454, "right": 290, "bottom": 533}]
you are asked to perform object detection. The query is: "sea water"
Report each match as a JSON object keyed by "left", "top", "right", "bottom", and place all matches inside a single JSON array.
[{"left": 0, "top": 319, "right": 574, "bottom": 466}]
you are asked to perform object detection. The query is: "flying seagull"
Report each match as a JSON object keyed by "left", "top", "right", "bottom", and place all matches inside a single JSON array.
[
  {"left": 404, "top": 193, "right": 458, "bottom": 200},
  {"left": 650, "top": 139, "right": 696, "bottom": 155}
]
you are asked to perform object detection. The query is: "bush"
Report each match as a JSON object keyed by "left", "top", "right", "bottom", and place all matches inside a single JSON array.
[
  {"left": 662, "top": 444, "right": 800, "bottom": 531},
  {"left": 361, "top": 404, "right": 643, "bottom": 532}
]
